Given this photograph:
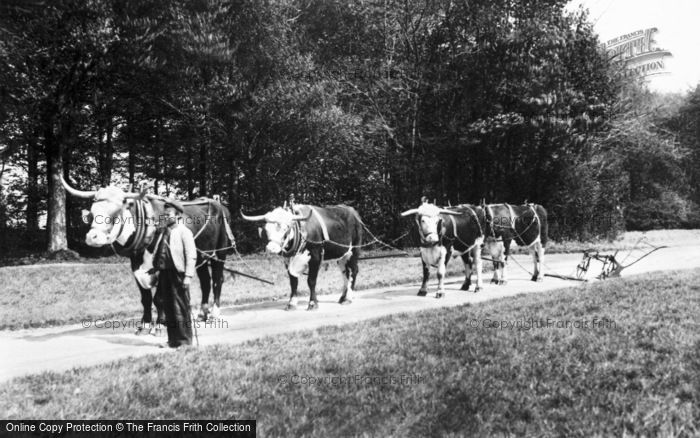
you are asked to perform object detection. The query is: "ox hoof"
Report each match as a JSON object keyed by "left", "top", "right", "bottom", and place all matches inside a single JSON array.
[
  {"left": 209, "top": 305, "right": 221, "bottom": 320},
  {"left": 460, "top": 283, "right": 470, "bottom": 291},
  {"left": 285, "top": 303, "right": 298, "bottom": 311},
  {"left": 134, "top": 326, "right": 148, "bottom": 336},
  {"left": 531, "top": 276, "right": 543, "bottom": 282},
  {"left": 490, "top": 278, "right": 498, "bottom": 284},
  {"left": 339, "top": 298, "right": 353, "bottom": 305},
  {"left": 474, "top": 287, "right": 482, "bottom": 293},
  {"left": 499, "top": 280, "right": 508, "bottom": 286},
  {"left": 435, "top": 292, "right": 445, "bottom": 299},
  {"left": 307, "top": 301, "right": 319, "bottom": 311},
  {"left": 417, "top": 290, "right": 428, "bottom": 297}
]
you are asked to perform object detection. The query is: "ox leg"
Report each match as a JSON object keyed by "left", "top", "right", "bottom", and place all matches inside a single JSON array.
[
  {"left": 135, "top": 285, "right": 154, "bottom": 335},
  {"left": 349, "top": 251, "right": 359, "bottom": 296},
  {"left": 338, "top": 252, "right": 358, "bottom": 305},
  {"left": 131, "top": 254, "right": 158, "bottom": 336},
  {"left": 196, "top": 261, "right": 212, "bottom": 321},
  {"left": 473, "top": 243, "right": 484, "bottom": 293},
  {"left": 286, "top": 272, "right": 300, "bottom": 310},
  {"left": 531, "top": 241, "right": 544, "bottom": 281},
  {"left": 209, "top": 257, "right": 224, "bottom": 319},
  {"left": 306, "top": 255, "right": 321, "bottom": 311},
  {"left": 153, "top": 283, "right": 166, "bottom": 337},
  {"left": 486, "top": 240, "right": 501, "bottom": 284},
  {"left": 501, "top": 240, "right": 511, "bottom": 285},
  {"left": 436, "top": 249, "right": 448, "bottom": 299},
  {"left": 460, "top": 253, "right": 472, "bottom": 291},
  {"left": 418, "top": 259, "right": 429, "bottom": 296}
]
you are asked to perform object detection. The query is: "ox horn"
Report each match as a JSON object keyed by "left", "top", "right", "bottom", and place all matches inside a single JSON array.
[
  {"left": 61, "top": 175, "right": 97, "bottom": 199},
  {"left": 400, "top": 208, "right": 419, "bottom": 217},
  {"left": 240, "top": 211, "right": 268, "bottom": 222},
  {"left": 291, "top": 209, "right": 312, "bottom": 221},
  {"left": 124, "top": 182, "right": 151, "bottom": 199},
  {"left": 124, "top": 188, "right": 148, "bottom": 199},
  {"left": 439, "top": 208, "right": 462, "bottom": 216}
]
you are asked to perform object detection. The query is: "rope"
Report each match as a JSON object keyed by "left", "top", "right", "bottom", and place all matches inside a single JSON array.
[
  {"left": 303, "top": 223, "right": 410, "bottom": 256},
  {"left": 508, "top": 253, "right": 534, "bottom": 277}
]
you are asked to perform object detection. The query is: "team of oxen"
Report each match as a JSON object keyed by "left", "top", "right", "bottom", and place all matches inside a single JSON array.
[{"left": 61, "top": 177, "right": 548, "bottom": 333}]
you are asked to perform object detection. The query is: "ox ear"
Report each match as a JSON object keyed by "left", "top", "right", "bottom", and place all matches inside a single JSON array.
[{"left": 81, "top": 209, "right": 92, "bottom": 224}]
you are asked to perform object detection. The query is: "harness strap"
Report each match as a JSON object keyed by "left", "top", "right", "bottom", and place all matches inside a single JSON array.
[
  {"left": 464, "top": 205, "right": 483, "bottom": 236},
  {"left": 505, "top": 203, "right": 516, "bottom": 229},
  {"left": 310, "top": 206, "right": 330, "bottom": 242},
  {"left": 281, "top": 221, "right": 305, "bottom": 258},
  {"left": 528, "top": 203, "right": 542, "bottom": 247},
  {"left": 132, "top": 200, "right": 144, "bottom": 250},
  {"left": 486, "top": 204, "right": 495, "bottom": 237},
  {"left": 193, "top": 201, "right": 211, "bottom": 240},
  {"left": 444, "top": 210, "right": 484, "bottom": 255},
  {"left": 112, "top": 198, "right": 158, "bottom": 255},
  {"left": 108, "top": 206, "right": 127, "bottom": 244}
]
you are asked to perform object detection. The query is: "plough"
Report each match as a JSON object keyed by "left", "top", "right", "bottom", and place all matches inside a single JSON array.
[{"left": 545, "top": 236, "right": 667, "bottom": 282}]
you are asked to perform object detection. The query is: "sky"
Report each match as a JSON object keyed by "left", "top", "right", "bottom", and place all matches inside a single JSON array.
[{"left": 567, "top": 0, "right": 700, "bottom": 94}]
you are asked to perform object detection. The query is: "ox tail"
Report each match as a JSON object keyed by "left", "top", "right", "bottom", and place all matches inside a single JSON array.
[
  {"left": 349, "top": 207, "right": 364, "bottom": 250},
  {"left": 223, "top": 213, "right": 235, "bottom": 253},
  {"left": 536, "top": 204, "right": 548, "bottom": 246},
  {"left": 215, "top": 202, "right": 235, "bottom": 254}
]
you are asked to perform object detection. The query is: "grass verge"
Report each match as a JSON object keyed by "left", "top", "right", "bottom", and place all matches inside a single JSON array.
[{"left": 1, "top": 269, "right": 699, "bottom": 436}]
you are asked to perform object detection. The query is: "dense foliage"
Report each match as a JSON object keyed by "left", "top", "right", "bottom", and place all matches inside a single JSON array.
[{"left": 0, "top": 0, "right": 698, "bottom": 254}]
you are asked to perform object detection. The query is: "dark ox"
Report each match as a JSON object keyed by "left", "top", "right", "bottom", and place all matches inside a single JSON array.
[
  {"left": 401, "top": 199, "right": 486, "bottom": 297},
  {"left": 482, "top": 203, "right": 549, "bottom": 283},
  {"left": 62, "top": 176, "right": 234, "bottom": 331},
  {"left": 241, "top": 203, "right": 363, "bottom": 310}
]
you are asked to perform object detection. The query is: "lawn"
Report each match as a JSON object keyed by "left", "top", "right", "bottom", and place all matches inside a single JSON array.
[
  {"left": 0, "top": 251, "right": 475, "bottom": 330},
  {"left": 1, "top": 269, "right": 698, "bottom": 436}
]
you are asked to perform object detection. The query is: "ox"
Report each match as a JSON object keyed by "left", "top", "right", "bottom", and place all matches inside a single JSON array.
[
  {"left": 401, "top": 199, "right": 486, "bottom": 297},
  {"left": 241, "top": 203, "right": 363, "bottom": 311},
  {"left": 61, "top": 176, "right": 235, "bottom": 332},
  {"left": 482, "top": 202, "right": 548, "bottom": 283}
]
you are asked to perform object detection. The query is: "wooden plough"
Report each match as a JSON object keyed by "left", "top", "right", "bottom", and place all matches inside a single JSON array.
[{"left": 545, "top": 236, "right": 667, "bottom": 282}]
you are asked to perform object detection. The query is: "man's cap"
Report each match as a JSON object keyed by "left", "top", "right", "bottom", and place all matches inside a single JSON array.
[{"left": 163, "top": 199, "right": 185, "bottom": 213}]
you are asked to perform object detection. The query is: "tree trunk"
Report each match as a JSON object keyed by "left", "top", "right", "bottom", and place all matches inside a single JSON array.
[
  {"left": 199, "top": 137, "right": 208, "bottom": 197},
  {"left": 98, "top": 116, "right": 114, "bottom": 186},
  {"left": 26, "top": 136, "right": 40, "bottom": 231},
  {"left": 187, "top": 143, "right": 194, "bottom": 198},
  {"left": 227, "top": 141, "right": 238, "bottom": 210},
  {"left": 45, "top": 121, "right": 68, "bottom": 252},
  {"left": 127, "top": 117, "right": 136, "bottom": 186}
]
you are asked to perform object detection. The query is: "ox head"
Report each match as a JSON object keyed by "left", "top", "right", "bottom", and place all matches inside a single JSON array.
[
  {"left": 61, "top": 176, "right": 146, "bottom": 247},
  {"left": 240, "top": 204, "right": 311, "bottom": 254},
  {"left": 401, "top": 198, "right": 460, "bottom": 244}
]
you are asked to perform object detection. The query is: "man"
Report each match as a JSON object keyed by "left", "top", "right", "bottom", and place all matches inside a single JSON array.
[{"left": 152, "top": 200, "right": 197, "bottom": 349}]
